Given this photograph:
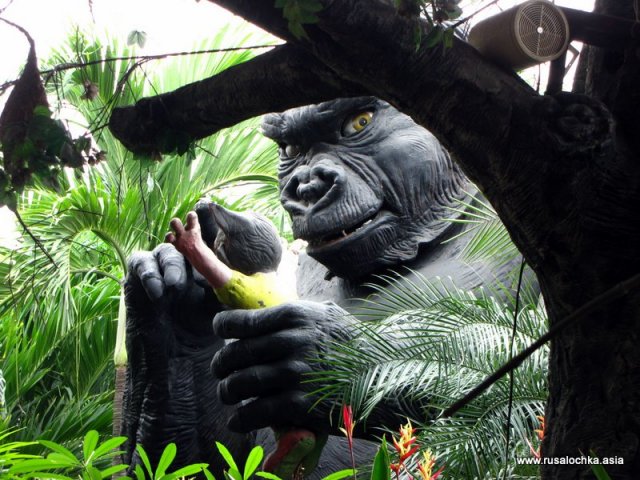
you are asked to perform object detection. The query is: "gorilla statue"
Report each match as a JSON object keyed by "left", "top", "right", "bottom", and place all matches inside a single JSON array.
[{"left": 122, "top": 96, "right": 519, "bottom": 477}]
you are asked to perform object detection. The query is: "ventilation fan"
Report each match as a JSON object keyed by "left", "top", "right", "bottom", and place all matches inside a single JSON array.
[{"left": 468, "top": 0, "right": 570, "bottom": 70}]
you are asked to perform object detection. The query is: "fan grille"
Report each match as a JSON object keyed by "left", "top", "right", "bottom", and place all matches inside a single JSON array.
[{"left": 515, "top": 1, "right": 569, "bottom": 61}]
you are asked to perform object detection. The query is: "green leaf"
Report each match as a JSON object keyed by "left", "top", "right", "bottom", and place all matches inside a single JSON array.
[
  {"left": 155, "top": 442, "right": 177, "bottom": 478},
  {"left": 589, "top": 451, "right": 613, "bottom": 480},
  {"left": 255, "top": 472, "right": 282, "bottom": 480},
  {"left": 446, "top": 5, "right": 462, "bottom": 19},
  {"left": 424, "top": 26, "right": 444, "bottom": 48},
  {"left": 320, "top": 469, "right": 357, "bottom": 480},
  {"left": 243, "top": 446, "right": 264, "bottom": 480},
  {"left": 86, "top": 464, "right": 103, "bottom": 480},
  {"left": 135, "top": 444, "right": 153, "bottom": 477},
  {"left": 38, "top": 440, "right": 78, "bottom": 463},
  {"left": 135, "top": 464, "right": 146, "bottom": 480},
  {"left": 127, "top": 30, "right": 147, "bottom": 48},
  {"left": 202, "top": 467, "right": 217, "bottom": 480},
  {"left": 216, "top": 441, "right": 239, "bottom": 472},
  {"left": 83, "top": 430, "right": 100, "bottom": 462},
  {"left": 225, "top": 468, "right": 243, "bottom": 480},
  {"left": 164, "top": 464, "right": 210, "bottom": 480},
  {"left": 370, "top": 437, "right": 391, "bottom": 480},
  {"left": 288, "top": 21, "right": 308, "bottom": 40},
  {"left": 8, "top": 458, "right": 73, "bottom": 474},
  {"left": 29, "top": 473, "right": 74, "bottom": 480},
  {"left": 443, "top": 28, "right": 455, "bottom": 50},
  {"left": 47, "top": 452, "right": 77, "bottom": 466},
  {"left": 99, "top": 464, "right": 129, "bottom": 478},
  {"left": 92, "top": 436, "right": 127, "bottom": 460},
  {"left": 33, "top": 105, "right": 52, "bottom": 117}
]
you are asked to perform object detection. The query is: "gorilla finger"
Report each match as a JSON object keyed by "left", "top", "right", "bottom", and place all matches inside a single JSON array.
[
  {"left": 165, "top": 232, "right": 176, "bottom": 244},
  {"left": 227, "top": 391, "right": 316, "bottom": 433},
  {"left": 213, "top": 303, "right": 312, "bottom": 339},
  {"left": 128, "top": 251, "right": 164, "bottom": 300},
  {"left": 218, "top": 360, "right": 312, "bottom": 404},
  {"left": 211, "top": 331, "right": 314, "bottom": 379},
  {"left": 153, "top": 243, "right": 188, "bottom": 290}
]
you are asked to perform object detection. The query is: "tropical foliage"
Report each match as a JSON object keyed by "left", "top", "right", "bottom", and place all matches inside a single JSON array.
[
  {"left": 315, "top": 268, "right": 547, "bottom": 479},
  {"left": 0, "top": 24, "right": 287, "bottom": 451}
]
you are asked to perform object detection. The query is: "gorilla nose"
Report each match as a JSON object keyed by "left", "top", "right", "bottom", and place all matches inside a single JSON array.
[{"left": 281, "top": 161, "right": 343, "bottom": 210}]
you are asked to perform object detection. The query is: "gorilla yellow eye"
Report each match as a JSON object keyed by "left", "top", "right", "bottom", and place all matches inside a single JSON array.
[{"left": 342, "top": 111, "right": 374, "bottom": 136}]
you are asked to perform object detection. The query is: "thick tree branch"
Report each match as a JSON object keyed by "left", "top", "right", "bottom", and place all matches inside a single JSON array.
[
  {"left": 109, "top": 0, "right": 631, "bottom": 285},
  {"left": 108, "top": 44, "right": 364, "bottom": 155}
]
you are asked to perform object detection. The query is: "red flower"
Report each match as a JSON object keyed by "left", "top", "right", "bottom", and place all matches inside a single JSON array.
[
  {"left": 339, "top": 404, "right": 356, "bottom": 451},
  {"left": 339, "top": 404, "right": 357, "bottom": 478}
]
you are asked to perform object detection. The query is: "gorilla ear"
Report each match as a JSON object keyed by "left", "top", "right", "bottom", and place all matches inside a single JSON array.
[{"left": 261, "top": 113, "right": 286, "bottom": 141}]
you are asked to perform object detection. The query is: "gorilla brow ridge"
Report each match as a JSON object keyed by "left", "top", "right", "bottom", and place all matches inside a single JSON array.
[{"left": 265, "top": 97, "right": 380, "bottom": 146}]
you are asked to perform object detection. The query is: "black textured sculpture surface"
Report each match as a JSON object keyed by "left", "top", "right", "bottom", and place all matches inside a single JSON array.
[{"left": 123, "top": 97, "right": 522, "bottom": 477}]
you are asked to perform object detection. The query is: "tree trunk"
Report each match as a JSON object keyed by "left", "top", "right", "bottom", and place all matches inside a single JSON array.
[{"left": 539, "top": 2, "right": 640, "bottom": 478}]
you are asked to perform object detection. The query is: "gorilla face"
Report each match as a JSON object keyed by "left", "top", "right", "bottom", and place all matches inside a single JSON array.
[{"left": 262, "top": 97, "right": 469, "bottom": 279}]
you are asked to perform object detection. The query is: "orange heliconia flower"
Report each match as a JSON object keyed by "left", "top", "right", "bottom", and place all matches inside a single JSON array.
[
  {"left": 417, "top": 450, "right": 445, "bottom": 480},
  {"left": 535, "top": 415, "right": 545, "bottom": 441},
  {"left": 393, "top": 420, "right": 419, "bottom": 462},
  {"left": 526, "top": 415, "right": 545, "bottom": 459}
]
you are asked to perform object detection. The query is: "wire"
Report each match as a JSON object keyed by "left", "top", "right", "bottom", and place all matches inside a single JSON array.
[{"left": 502, "top": 258, "right": 527, "bottom": 479}]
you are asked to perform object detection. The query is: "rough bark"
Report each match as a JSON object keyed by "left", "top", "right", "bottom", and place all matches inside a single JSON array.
[
  {"left": 108, "top": 0, "right": 640, "bottom": 477},
  {"left": 539, "top": 2, "right": 640, "bottom": 478}
]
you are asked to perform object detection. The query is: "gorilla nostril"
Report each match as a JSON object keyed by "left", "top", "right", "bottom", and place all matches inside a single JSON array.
[
  {"left": 296, "top": 180, "right": 322, "bottom": 203},
  {"left": 311, "top": 162, "right": 341, "bottom": 181}
]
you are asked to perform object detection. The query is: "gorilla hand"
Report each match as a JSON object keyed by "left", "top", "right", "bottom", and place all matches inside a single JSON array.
[
  {"left": 211, "top": 301, "right": 354, "bottom": 433},
  {"left": 126, "top": 242, "right": 222, "bottom": 334},
  {"left": 123, "top": 243, "right": 232, "bottom": 474}
]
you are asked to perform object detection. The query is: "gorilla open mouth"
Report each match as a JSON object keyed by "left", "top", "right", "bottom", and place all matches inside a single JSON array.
[{"left": 306, "top": 208, "right": 392, "bottom": 252}]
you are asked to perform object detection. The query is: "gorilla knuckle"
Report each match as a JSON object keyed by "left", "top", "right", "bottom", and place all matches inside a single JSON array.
[
  {"left": 127, "top": 251, "right": 149, "bottom": 272},
  {"left": 212, "top": 310, "right": 243, "bottom": 338},
  {"left": 210, "top": 351, "right": 225, "bottom": 378},
  {"left": 279, "top": 360, "right": 312, "bottom": 378},
  {"left": 153, "top": 242, "right": 175, "bottom": 256},
  {"left": 139, "top": 269, "right": 162, "bottom": 284},
  {"left": 217, "top": 378, "right": 232, "bottom": 404}
]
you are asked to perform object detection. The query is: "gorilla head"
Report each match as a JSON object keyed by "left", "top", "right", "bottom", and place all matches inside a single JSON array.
[{"left": 262, "top": 97, "right": 470, "bottom": 279}]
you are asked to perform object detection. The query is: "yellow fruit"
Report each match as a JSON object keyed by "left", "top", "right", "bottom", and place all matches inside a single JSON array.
[{"left": 214, "top": 270, "right": 296, "bottom": 310}]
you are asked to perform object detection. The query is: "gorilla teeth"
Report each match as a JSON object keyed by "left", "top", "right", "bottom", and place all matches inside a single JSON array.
[{"left": 313, "top": 215, "right": 379, "bottom": 246}]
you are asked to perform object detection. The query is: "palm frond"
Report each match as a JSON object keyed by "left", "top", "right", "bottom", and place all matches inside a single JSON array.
[
  {"left": 0, "top": 24, "right": 286, "bottom": 451},
  {"left": 315, "top": 273, "right": 547, "bottom": 478},
  {"left": 447, "top": 195, "right": 519, "bottom": 266}
]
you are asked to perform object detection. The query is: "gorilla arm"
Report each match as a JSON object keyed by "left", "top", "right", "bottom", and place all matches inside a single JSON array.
[{"left": 123, "top": 242, "right": 254, "bottom": 475}]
